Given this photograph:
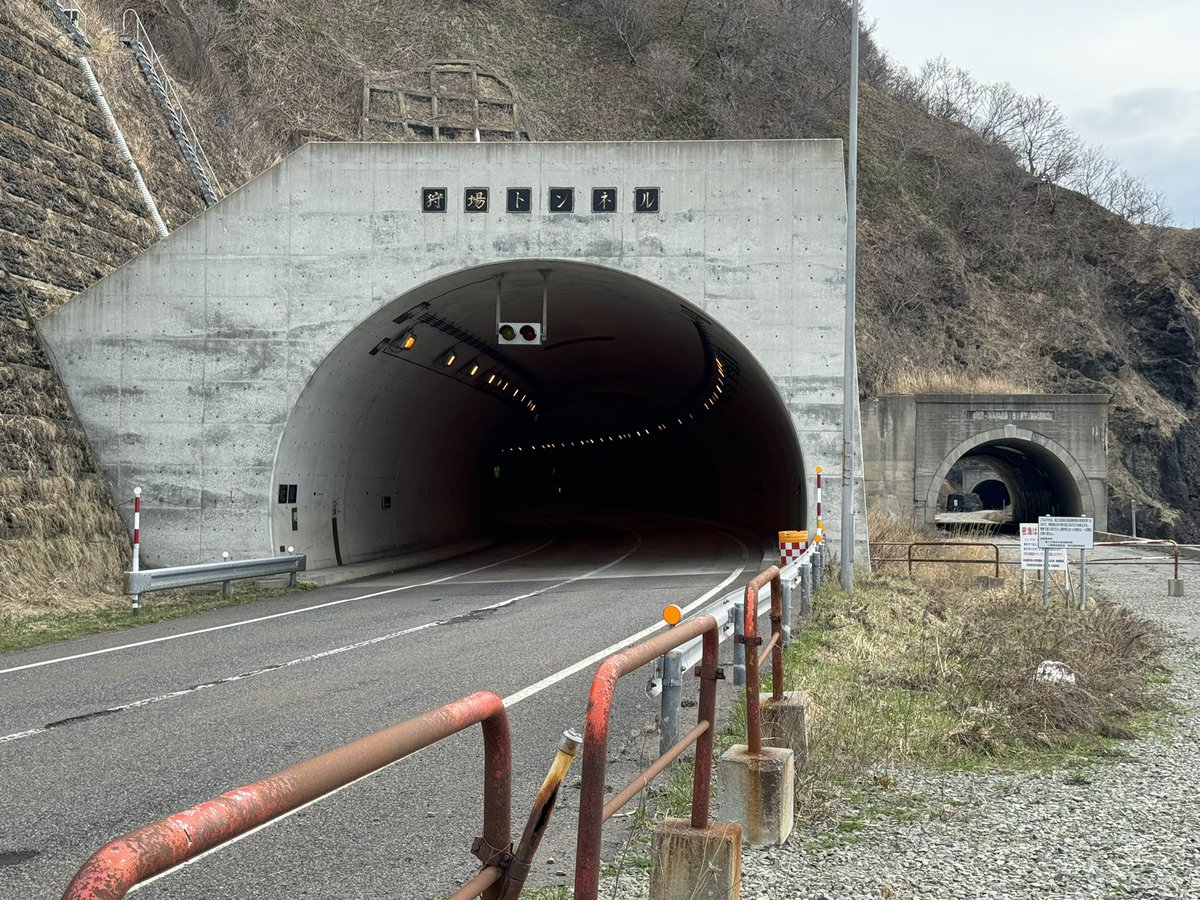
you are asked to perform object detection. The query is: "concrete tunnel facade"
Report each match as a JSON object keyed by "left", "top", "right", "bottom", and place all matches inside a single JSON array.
[
  {"left": 863, "top": 394, "right": 1109, "bottom": 532},
  {"left": 39, "top": 140, "right": 867, "bottom": 567}
]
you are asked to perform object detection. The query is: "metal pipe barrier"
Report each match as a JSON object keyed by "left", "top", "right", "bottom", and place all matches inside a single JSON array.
[
  {"left": 62, "top": 692, "right": 512, "bottom": 900},
  {"left": 741, "top": 566, "right": 784, "bottom": 754},
  {"left": 1093, "top": 540, "right": 1181, "bottom": 580},
  {"left": 871, "top": 541, "right": 1002, "bottom": 577},
  {"left": 649, "top": 552, "right": 811, "bottom": 754},
  {"left": 574, "top": 614, "right": 722, "bottom": 900}
]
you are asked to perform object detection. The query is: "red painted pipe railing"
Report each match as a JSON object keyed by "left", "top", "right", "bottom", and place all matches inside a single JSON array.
[
  {"left": 574, "top": 614, "right": 721, "bottom": 900},
  {"left": 743, "top": 565, "right": 784, "bottom": 755},
  {"left": 1094, "top": 540, "right": 1181, "bottom": 579},
  {"left": 62, "top": 691, "right": 512, "bottom": 900}
]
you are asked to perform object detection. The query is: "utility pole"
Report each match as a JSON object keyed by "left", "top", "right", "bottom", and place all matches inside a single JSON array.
[{"left": 840, "top": 0, "right": 860, "bottom": 591}]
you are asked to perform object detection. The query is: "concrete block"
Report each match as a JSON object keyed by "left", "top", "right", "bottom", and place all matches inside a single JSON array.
[
  {"left": 761, "top": 691, "right": 808, "bottom": 769},
  {"left": 649, "top": 817, "right": 741, "bottom": 900},
  {"left": 1168, "top": 579, "right": 1184, "bottom": 597},
  {"left": 717, "top": 745, "right": 794, "bottom": 846}
]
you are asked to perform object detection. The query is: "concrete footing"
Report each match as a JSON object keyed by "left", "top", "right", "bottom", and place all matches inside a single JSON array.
[
  {"left": 1168, "top": 578, "right": 1184, "bottom": 597},
  {"left": 649, "top": 817, "right": 742, "bottom": 900},
  {"left": 761, "top": 691, "right": 808, "bottom": 769},
  {"left": 717, "top": 744, "right": 794, "bottom": 846}
]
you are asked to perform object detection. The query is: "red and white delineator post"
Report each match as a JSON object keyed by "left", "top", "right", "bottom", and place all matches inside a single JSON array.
[
  {"left": 131, "top": 487, "right": 142, "bottom": 614},
  {"left": 814, "top": 465, "right": 824, "bottom": 542}
]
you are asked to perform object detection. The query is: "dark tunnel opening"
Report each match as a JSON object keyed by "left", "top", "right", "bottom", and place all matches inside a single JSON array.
[
  {"left": 272, "top": 261, "right": 805, "bottom": 568},
  {"left": 940, "top": 439, "right": 1083, "bottom": 532}
]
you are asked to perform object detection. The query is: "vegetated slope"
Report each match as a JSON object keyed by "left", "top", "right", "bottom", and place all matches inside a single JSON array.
[
  {"left": 121, "top": 0, "right": 1199, "bottom": 538},
  {"left": 0, "top": 0, "right": 222, "bottom": 614},
  {"left": 2, "top": 0, "right": 1198, "bottom": 617}
]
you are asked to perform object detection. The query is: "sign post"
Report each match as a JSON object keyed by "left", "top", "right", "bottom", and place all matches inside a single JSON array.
[{"left": 1037, "top": 516, "right": 1095, "bottom": 611}]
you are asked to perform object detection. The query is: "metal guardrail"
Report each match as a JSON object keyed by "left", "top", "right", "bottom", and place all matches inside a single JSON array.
[
  {"left": 63, "top": 692, "right": 521, "bottom": 900},
  {"left": 127, "top": 554, "right": 307, "bottom": 598},
  {"left": 648, "top": 545, "right": 820, "bottom": 755},
  {"left": 872, "top": 540, "right": 1002, "bottom": 577},
  {"left": 574, "top": 613, "right": 724, "bottom": 900}
]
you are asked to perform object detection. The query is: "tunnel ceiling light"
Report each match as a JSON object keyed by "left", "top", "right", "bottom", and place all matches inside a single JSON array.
[
  {"left": 463, "top": 359, "right": 481, "bottom": 377},
  {"left": 398, "top": 330, "right": 417, "bottom": 351},
  {"left": 441, "top": 348, "right": 458, "bottom": 367}
]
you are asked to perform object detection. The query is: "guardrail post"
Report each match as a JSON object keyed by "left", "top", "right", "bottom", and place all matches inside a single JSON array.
[
  {"left": 812, "top": 544, "right": 823, "bottom": 591},
  {"left": 659, "top": 651, "right": 683, "bottom": 758},
  {"left": 731, "top": 600, "right": 745, "bottom": 687},
  {"left": 719, "top": 567, "right": 793, "bottom": 846},
  {"left": 800, "top": 561, "right": 812, "bottom": 616}
]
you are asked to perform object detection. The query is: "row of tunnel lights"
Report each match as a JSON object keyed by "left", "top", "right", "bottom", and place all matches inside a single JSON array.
[
  {"left": 499, "top": 355, "right": 729, "bottom": 454},
  {"left": 372, "top": 329, "right": 538, "bottom": 414}
]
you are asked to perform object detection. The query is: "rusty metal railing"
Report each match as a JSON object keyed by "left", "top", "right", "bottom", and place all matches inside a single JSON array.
[
  {"left": 1093, "top": 540, "right": 1181, "bottom": 580},
  {"left": 872, "top": 541, "right": 1003, "bottom": 577},
  {"left": 574, "top": 614, "right": 723, "bottom": 900},
  {"left": 62, "top": 692, "right": 514, "bottom": 900},
  {"left": 741, "top": 565, "right": 784, "bottom": 754}
]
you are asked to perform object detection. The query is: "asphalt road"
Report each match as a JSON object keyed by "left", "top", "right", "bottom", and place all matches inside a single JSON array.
[{"left": 0, "top": 514, "right": 764, "bottom": 899}]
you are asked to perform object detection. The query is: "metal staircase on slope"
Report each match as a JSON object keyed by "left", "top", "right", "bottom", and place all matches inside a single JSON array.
[{"left": 119, "top": 9, "right": 221, "bottom": 207}]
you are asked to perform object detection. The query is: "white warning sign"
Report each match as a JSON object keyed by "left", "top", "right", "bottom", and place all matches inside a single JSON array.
[{"left": 1020, "top": 523, "right": 1068, "bottom": 571}]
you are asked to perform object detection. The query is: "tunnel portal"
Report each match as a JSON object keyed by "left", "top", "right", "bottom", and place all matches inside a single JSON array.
[
  {"left": 862, "top": 394, "right": 1109, "bottom": 532},
  {"left": 40, "top": 140, "right": 862, "bottom": 567}
]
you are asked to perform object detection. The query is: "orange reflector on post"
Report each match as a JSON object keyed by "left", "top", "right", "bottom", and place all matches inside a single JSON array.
[{"left": 662, "top": 604, "right": 683, "bottom": 626}]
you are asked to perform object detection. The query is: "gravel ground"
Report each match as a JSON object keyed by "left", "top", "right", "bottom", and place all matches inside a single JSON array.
[{"left": 601, "top": 550, "right": 1200, "bottom": 899}]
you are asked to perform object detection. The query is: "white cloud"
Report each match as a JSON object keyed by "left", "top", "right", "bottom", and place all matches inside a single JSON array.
[{"left": 865, "top": 1, "right": 1200, "bottom": 225}]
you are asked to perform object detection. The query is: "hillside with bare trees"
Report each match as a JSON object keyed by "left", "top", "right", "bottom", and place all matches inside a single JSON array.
[{"left": 3, "top": 0, "right": 1198, "bottom": 614}]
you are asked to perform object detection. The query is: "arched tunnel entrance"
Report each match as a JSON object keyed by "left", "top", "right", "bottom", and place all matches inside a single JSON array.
[
  {"left": 272, "top": 261, "right": 805, "bottom": 568},
  {"left": 934, "top": 436, "right": 1086, "bottom": 531}
]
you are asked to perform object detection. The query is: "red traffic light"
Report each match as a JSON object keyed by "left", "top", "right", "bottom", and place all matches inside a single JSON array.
[{"left": 498, "top": 322, "right": 542, "bottom": 345}]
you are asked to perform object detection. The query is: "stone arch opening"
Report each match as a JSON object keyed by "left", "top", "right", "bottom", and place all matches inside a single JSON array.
[
  {"left": 925, "top": 428, "right": 1091, "bottom": 531},
  {"left": 271, "top": 261, "right": 806, "bottom": 568},
  {"left": 971, "top": 478, "right": 1011, "bottom": 510}
]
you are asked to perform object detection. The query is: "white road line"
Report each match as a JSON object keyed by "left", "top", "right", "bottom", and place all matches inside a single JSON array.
[
  {"left": 0, "top": 539, "right": 555, "bottom": 676},
  {"left": 0, "top": 535, "right": 643, "bottom": 744},
  {"left": 126, "top": 528, "right": 748, "bottom": 893}
]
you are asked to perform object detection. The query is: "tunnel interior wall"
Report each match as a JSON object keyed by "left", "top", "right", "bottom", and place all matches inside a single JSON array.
[{"left": 39, "top": 140, "right": 860, "bottom": 566}]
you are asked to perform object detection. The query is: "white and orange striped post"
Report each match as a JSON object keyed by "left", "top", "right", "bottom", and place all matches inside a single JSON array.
[{"left": 131, "top": 487, "right": 142, "bottom": 614}]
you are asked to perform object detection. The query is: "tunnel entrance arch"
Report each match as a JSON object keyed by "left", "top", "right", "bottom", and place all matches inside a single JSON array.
[
  {"left": 271, "top": 261, "right": 806, "bottom": 568},
  {"left": 862, "top": 394, "right": 1109, "bottom": 533},
  {"left": 41, "top": 139, "right": 865, "bottom": 566},
  {"left": 922, "top": 428, "right": 1093, "bottom": 528}
]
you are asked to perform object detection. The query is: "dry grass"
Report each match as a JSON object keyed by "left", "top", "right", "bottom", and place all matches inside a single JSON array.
[
  {"left": 867, "top": 509, "right": 1004, "bottom": 579},
  {"left": 785, "top": 563, "right": 1166, "bottom": 823},
  {"left": 881, "top": 362, "right": 1040, "bottom": 396}
]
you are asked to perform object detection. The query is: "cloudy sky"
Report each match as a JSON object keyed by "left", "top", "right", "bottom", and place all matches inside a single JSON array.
[{"left": 865, "top": 0, "right": 1200, "bottom": 228}]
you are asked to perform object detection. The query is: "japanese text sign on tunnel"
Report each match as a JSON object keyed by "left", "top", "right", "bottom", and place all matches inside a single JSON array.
[{"left": 1037, "top": 516, "right": 1095, "bottom": 550}]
